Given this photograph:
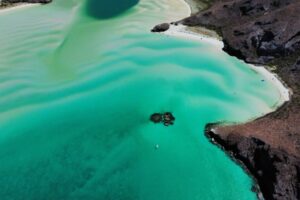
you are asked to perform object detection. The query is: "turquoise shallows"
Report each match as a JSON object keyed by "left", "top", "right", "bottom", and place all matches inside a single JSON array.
[{"left": 0, "top": 0, "right": 281, "bottom": 199}]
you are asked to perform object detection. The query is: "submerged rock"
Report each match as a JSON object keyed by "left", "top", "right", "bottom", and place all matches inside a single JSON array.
[
  {"left": 162, "top": 112, "right": 175, "bottom": 126},
  {"left": 151, "top": 23, "right": 170, "bottom": 32},
  {"left": 150, "top": 113, "right": 162, "bottom": 123},
  {"left": 150, "top": 112, "right": 175, "bottom": 126}
]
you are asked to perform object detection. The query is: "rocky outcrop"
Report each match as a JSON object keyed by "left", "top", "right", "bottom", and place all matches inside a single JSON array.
[
  {"left": 206, "top": 128, "right": 300, "bottom": 200},
  {"left": 0, "top": 0, "right": 52, "bottom": 7},
  {"left": 178, "top": 0, "right": 300, "bottom": 199},
  {"left": 150, "top": 112, "right": 175, "bottom": 126},
  {"left": 2, "top": 0, "right": 51, "bottom": 3},
  {"left": 151, "top": 23, "right": 170, "bottom": 32}
]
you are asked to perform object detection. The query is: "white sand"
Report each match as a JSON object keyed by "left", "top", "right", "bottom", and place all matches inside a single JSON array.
[
  {"left": 163, "top": 0, "right": 290, "bottom": 104},
  {"left": 0, "top": 3, "right": 39, "bottom": 15},
  {"left": 165, "top": 24, "right": 224, "bottom": 49},
  {"left": 178, "top": 0, "right": 192, "bottom": 16},
  {"left": 249, "top": 65, "right": 290, "bottom": 102}
]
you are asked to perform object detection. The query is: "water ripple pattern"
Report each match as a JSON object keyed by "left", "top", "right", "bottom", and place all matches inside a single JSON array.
[{"left": 0, "top": 0, "right": 281, "bottom": 199}]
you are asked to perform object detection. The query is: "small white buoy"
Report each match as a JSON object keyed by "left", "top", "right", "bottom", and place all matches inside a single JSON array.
[{"left": 155, "top": 144, "right": 159, "bottom": 150}]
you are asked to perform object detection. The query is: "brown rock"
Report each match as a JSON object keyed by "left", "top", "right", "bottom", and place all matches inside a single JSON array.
[{"left": 150, "top": 113, "right": 162, "bottom": 123}]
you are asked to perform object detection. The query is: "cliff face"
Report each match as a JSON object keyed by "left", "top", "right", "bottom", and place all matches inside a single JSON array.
[
  {"left": 206, "top": 125, "right": 300, "bottom": 200},
  {"left": 179, "top": 0, "right": 300, "bottom": 199}
]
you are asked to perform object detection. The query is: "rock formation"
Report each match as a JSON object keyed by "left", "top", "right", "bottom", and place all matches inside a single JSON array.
[
  {"left": 0, "top": 0, "right": 52, "bottom": 7},
  {"left": 151, "top": 23, "right": 170, "bottom": 32},
  {"left": 150, "top": 112, "right": 175, "bottom": 126}
]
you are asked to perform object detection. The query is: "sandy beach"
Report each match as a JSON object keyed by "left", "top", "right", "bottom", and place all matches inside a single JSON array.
[
  {"left": 249, "top": 65, "right": 290, "bottom": 102},
  {"left": 165, "top": 24, "right": 290, "bottom": 104},
  {"left": 163, "top": 0, "right": 290, "bottom": 106}
]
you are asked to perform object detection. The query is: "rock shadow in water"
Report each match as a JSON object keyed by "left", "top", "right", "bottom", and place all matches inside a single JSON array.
[{"left": 86, "top": 0, "right": 139, "bottom": 19}]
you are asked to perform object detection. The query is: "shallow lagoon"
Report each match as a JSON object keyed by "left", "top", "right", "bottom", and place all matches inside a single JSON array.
[{"left": 0, "top": 0, "right": 282, "bottom": 199}]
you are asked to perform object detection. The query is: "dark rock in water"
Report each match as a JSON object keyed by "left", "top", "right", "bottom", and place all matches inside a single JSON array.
[
  {"left": 162, "top": 112, "right": 175, "bottom": 126},
  {"left": 163, "top": 112, "right": 175, "bottom": 121},
  {"left": 151, "top": 23, "right": 170, "bottom": 32},
  {"left": 150, "top": 113, "right": 162, "bottom": 123},
  {"left": 150, "top": 112, "right": 175, "bottom": 126}
]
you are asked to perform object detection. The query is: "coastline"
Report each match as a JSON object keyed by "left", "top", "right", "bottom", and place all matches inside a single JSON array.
[
  {"left": 249, "top": 65, "right": 290, "bottom": 103},
  {"left": 0, "top": 3, "right": 39, "bottom": 14},
  {"left": 0, "top": 0, "right": 276, "bottom": 198},
  {"left": 161, "top": 0, "right": 297, "bottom": 199},
  {"left": 173, "top": 0, "right": 300, "bottom": 199},
  {"left": 1, "top": 0, "right": 297, "bottom": 198},
  {"left": 164, "top": 24, "right": 290, "bottom": 111},
  {"left": 204, "top": 124, "right": 265, "bottom": 200},
  {"left": 163, "top": 24, "right": 269, "bottom": 200}
]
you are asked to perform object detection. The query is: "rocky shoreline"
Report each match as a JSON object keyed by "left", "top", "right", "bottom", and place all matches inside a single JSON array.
[
  {"left": 177, "top": 0, "right": 300, "bottom": 199},
  {"left": 0, "top": 0, "right": 51, "bottom": 9},
  {"left": 1, "top": 0, "right": 299, "bottom": 198}
]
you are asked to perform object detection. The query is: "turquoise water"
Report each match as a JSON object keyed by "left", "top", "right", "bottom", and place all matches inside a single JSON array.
[{"left": 0, "top": 0, "right": 281, "bottom": 199}]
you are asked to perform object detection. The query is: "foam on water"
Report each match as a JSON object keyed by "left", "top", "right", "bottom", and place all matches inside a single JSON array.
[{"left": 0, "top": 0, "right": 284, "bottom": 199}]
